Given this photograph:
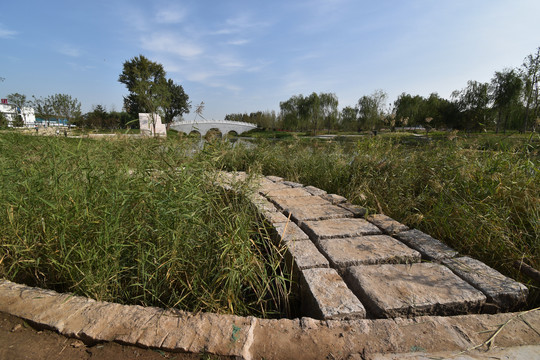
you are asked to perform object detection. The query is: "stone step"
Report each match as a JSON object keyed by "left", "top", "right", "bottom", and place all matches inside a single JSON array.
[
  {"left": 394, "top": 229, "right": 458, "bottom": 261},
  {"left": 442, "top": 256, "right": 529, "bottom": 311},
  {"left": 284, "top": 203, "right": 354, "bottom": 222},
  {"left": 300, "top": 218, "right": 382, "bottom": 244},
  {"left": 285, "top": 240, "right": 329, "bottom": 271},
  {"left": 344, "top": 263, "right": 486, "bottom": 318},
  {"left": 300, "top": 267, "right": 366, "bottom": 320},
  {"left": 268, "top": 194, "right": 330, "bottom": 211},
  {"left": 317, "top": 235, "right": 421, "bottom": 271},
  {"left": 366, "top": 214, "right": 409, "bottom": 235}
]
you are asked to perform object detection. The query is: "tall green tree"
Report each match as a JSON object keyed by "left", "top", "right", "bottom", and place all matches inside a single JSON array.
[
  {"left": 163, "top": 78, "right": 190, "bottom": 129},
  {"left": 357, "top": 90, "right": 387, "bottom": 131},
  {"left": 340, "top": 106, "right": 358, "bottom": 131},
  {"left": 491, "top": 69, "right": 523, "bottom": 133},
  {"left": 6, "top": 93, "right": 27, "bottom": 126},
  {"left": 50, "top": 93, "right": 81, "bottom": 125},
  {"left": 521, "top": 47, "right": 540, "bottom": 132},
  {"left": 451, "top": 81, "right": 491, "bottom": 130}
]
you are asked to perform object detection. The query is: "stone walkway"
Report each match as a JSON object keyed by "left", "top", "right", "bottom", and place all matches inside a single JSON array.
[
  {"left": 0, "top": 171, "right": 537, "bottom": 359},
  {"left": 220, "top": 171, "right": 529, "bottom": 320}
]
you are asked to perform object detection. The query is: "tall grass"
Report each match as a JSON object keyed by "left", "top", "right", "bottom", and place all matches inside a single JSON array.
[
  {"left": 217, "top": 133, "right": 540, "bottom": 307},
  {"left": 0, "top": 133, "right": 291, "bottom": 317}
]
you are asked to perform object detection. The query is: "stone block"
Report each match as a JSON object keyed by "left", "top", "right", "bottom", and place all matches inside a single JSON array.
[
  {"left": 300, "top": 218, "right": 381, "bottom": 243},
  {"left": 273, "top": 221, "right": 310, "bottom": 243},
  {"left": 285, "top": 204, "right": 354, "bottom": 222},
  {"left": 318, "top": 235, "right": 421, "bottom": 271},
  {"left": 259, "top": 208, "right": 291, "bottom": 225},
  {"left": 366, "top": 214, "right": 409, "bottom": 235},
  {"left": 301, "top": 268, "right": 366, "bottom": 320},
  {"left": 282, "top": 180, "right": 303, "bottom": 188},
  {"left": 442, "top": 256, "right": 529, "bottom": 311},
  {"left": 285, "top": 240, "right": 329, "bottom": 271},
  {"left": 321, "top": 193, "right": 348, "bottom": 204},
  {"left": 266, "top": 175, "right": 283, "bottom": 182},
  {"left": 258, "top": 180, "right": 290, "bottom": 195},
  {"left": 395, "top": 229, "right": 458, "bottom": 261},
  {"left": 250, "top": 193, "right": 279, "bottom": 213},
  {"left": 337, "top": 203, "right": 367, "bottom": 218},
  {"left": 345, "top": 263, "right": 486, "bottom": 318},
  {"left": 303, "top": 185, "right": 327, "bottom": 196},
  {"left": 269, "top": 194, "right": 330, "bottom": 211},
  {"left": 265, "top": 187, "right": 313, "bottom": 199}
]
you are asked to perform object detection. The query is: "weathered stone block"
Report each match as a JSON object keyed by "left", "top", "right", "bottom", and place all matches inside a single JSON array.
[
  {"left": 285, "top": 240, "right": 329, "bottom": 270},
  {"left": 337, "top": 203, "right": 367, "bottom": 218},
  {"left": 259, "top": 208, "right": 291, "bottom": 225},
  {"left": 303, "top": 185, "right": 327, "bottom": 196},
  {"left": 285, "top": 204, "right": 354, "bottom": 222},
  {"left": 250, "top": 193, "right": 279, "bottom": 213},
  {"left": 273, "top": 221, "right": 310, "bottom": 243},
  {"left": 301, "top": 268, "right": 366, "bottom": 320},
  {"left": 318, "top": 235, "right": 421, "bottom": 270},
  {"left": 395, "top": 229, "right": 458, "bottom": 261},
  {"left": 366, "top": 214, "right": 409, "bottom": 235},
  {"left": 442, "top": 256, "right": 529, "bottom": 311},
  {"left": 300, "top": 218, "right": 381, "bottom": 243},
  {"left": 345, "top": 263, "right": 486, "bottom": 318},
  {"left": 321, "top": 193, "right": 348, "bottom": 204},
  {"left": 265, "top": 187, "right": 313, "bottom": 198},
  {"left": 258, "top": 180, "right": 290, "bottom": 195},
  {"left": 269, "top": 194, "right": 330, "bottom": 211},
  {"left": 266, "top": 175, "right": 283, "bottom": 182},
  {"left": 282, "top": 180, "right": 303, "bottom": 188}
]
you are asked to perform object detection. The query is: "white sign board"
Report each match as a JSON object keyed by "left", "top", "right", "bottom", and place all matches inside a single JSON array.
[{"left": 139, "top": 113, "right": 167, "bottom": 136}]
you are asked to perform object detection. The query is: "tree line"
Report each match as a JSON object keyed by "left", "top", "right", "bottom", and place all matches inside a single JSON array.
[{"left": 227, "top": 46, "right": 540, "bottom": 133}]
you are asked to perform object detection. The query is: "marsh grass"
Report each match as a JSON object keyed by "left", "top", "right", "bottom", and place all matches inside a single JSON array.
[
  {"left": 0, "top": 133, "right": 292, "bottom": 317},
  {"left": 218, "top": 133, "right": 540, "bottom": 307}
]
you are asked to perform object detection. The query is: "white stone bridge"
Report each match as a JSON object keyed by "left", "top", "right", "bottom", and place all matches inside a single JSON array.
[{"left": 170, "top": 120, "right": 257, "bottom": 137}]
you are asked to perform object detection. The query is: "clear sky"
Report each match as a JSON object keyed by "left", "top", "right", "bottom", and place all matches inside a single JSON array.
[{"left": 1, "top": 0, "right": 539, "bottom": 120}]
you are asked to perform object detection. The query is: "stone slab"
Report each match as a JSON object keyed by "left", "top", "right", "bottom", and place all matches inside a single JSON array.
[
  {"left": 257, "top": 180, "right": 290, "bottom": 195},
  {"left": 395, "top": 229, "right": 458, "bottom": 261},
  {"left": 265, "top": 187, "right": 313, "bottom": 199},
  {"left": 338, "top": 203, "right": 368, "bottom": 218},
  {"left": 272, "top": 221, "right": 310, "bottom": 243},
  {"left": 269, "top": 194, "right": 330, "bottom": 211},
  {"left": 300, "top": 218, "right": 381, "bottom": 243},
  {"left": 285, "top": 203, "right": 354, "bottom": 222},
  {"left": 249, "top": 193, "right": 279, "bottom": 213},
  {"left": 301, "top": 268, "right": 366, "bottom": 320},
  {"left": 442, "top": 256, "right": 529, "bottom": 311},
  {"left": 318, "top": 235, "right": 421, "bottom": 270},
  {"left": 265, "top": 175, "right": 283, "bottom": 182},
  {"left": 303, "top": 185, "right": 327, "bottom": 196},
  {"left": 259, "top": 208, "right": 291, "bottom": 225},
  {"left": 345, "top": 263, "right": 486, "bottom": 318},
  {"left": 366, "top": 214, "right": 409, "bottom": 235},
  {"left": 321, "top": 193, "right": 348, "bottom": 204},
  {"left": 285, "top": 240, "right": 329, "bottom": 270},
  {"left": 282, "top": 180, "right": 303, "bottom": 188}
]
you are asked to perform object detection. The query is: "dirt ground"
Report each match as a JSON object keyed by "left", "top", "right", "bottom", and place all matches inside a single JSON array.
[{"left": 0, "top": 312, "right": 227, "bottom": 360}]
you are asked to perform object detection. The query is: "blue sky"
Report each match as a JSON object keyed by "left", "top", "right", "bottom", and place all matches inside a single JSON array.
[{"left": 1, "top": 0, "right": 539, "bottom": 120}]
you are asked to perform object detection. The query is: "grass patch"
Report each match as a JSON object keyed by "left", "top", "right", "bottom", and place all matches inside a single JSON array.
[
  {"left": 217, "top": 132, "right": 540, "bottom": 307},
  {"left": 0, "top": 133, "right": 292, "bottom": 318}
]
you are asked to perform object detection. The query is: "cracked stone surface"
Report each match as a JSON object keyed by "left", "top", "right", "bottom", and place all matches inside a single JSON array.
[
  {"left": 317, "top": 235, "right": 421, "bottom": 270},
  {"left": 395, "top": 229, "right": 458, "bottom": 261},
  {"left": 345, "top": 263, "right": 487, "bottom": 318},
  {"left": 300, "top": 218, "right": 382, "bottom": 243}
]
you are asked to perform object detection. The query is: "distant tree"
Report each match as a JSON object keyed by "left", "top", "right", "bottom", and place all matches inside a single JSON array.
[
  {"left": 31, "top": 96, "right": 54, "bottom": 124},
  {"left": 340, "top": 106, "right": 358, "bottom": 131},
  {"left": 163, "top": 78, "right": 190, "bottom": 129},
  {"left": 491, "top": 69, "right": 523, "bottom": 133},
  {"left": 357, "top": 90, "right": 387, "bottom": 132},
  {"left": 0, "top": 112, "right": 8, "bottom": 128},
  {"left": 50, "top": 94, "right": 82, "bottom": 125},
  {"left": 6, "top": 93, "right": 27, "bottom": 126},
  {"left": 521, "top": 47, "right": 540, "bottom": 132},
  {"left": 451, "top": 81, "right": 491, "bottom": 130},
  {"left": 118, "top": 55, "right": 170, "bottom": 134},
  {"left": 320, "top": 92, "right": 339, "bottom": 132}
]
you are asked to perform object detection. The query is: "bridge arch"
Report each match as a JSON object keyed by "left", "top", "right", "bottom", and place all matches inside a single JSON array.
[{"left": 170, "top": 120, "right": 257, "bottom": 137}]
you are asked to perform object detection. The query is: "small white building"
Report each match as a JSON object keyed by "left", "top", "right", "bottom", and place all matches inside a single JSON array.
[{"left": 0, "top": 102, "right": 37, "bottom": 127}]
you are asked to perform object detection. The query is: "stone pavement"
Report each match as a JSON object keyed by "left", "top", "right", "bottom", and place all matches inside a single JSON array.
[{"left": 219, "top": 172, "right": 529, "bottom": 321}]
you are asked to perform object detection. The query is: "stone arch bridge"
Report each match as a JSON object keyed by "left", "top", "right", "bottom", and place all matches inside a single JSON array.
[{"left": 170, "top": 120, "right": 257, "bottom": 137}]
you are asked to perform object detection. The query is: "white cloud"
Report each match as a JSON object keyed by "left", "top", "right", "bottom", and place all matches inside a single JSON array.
[
  {"left": 227, "top": 39, "right": 250, "bottom": 46},
  {"left": 140, "top": 33, "right": 203, "bottom": 58},
  {"left": 58, "top": 44, "right": 82, "bottom": 57},
  {"left": 0, "top": 25, "right": 17, "bottom": 39},
  {"left": 155, "top": 7, "right": 186, "bottom": 24}
]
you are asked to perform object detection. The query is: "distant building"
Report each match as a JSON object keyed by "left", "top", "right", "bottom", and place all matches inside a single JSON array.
[{"left": 0, "top": 99, "right": 37, "bottom": 127}]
